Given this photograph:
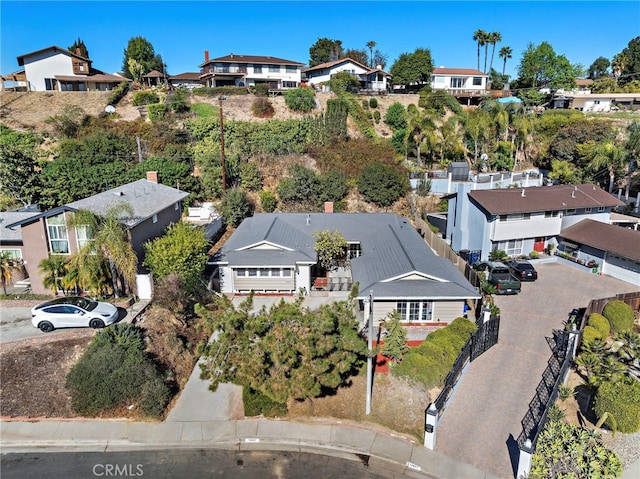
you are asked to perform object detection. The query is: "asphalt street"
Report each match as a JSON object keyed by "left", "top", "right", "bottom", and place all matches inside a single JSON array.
[{"left": 0, "top": 307, "right": 49, "bottom": 343}]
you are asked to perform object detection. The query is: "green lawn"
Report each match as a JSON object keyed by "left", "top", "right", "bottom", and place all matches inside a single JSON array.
[{"left": 190, "top": 102, "right": 219, "bottom": 118}]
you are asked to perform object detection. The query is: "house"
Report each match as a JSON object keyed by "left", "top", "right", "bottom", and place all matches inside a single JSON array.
[
  {"left": 429, "top": 67, "right": 489, "bottom": 105},
  {"left": 0, "top": 210, "right": 39, "bottom": 261},
  {"left": 210, "top": 212, "right": 480, "bottom": 326},
  {"left": 446, "top": 183, "right": 624, "bottom": 260},
  {"left": 199, "top": 51, "right": 304, "bottom": 90},
  {"left": 552, "top": 92, "right": 640, "bottom": 112},
  {"left": 558, "top": 219, "right": 640, "bottom": 285},
  {"left": 303, "top": 58, "right": 392, "bottom": 92},
  {"left": 15, "top": 45, "right": 128, "bottom": 92},
  {"left": 0, "top": 69, "right": 27, "bottom": 91},
  {"left": 4, "top": 172, "right": 189, "bottom": 297},
  {"left": 168, "top": 72, "right": 203, "bottom": 89}
]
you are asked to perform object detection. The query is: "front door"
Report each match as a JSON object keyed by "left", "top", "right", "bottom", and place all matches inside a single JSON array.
[{"left": 534, "top": 237, "right": 545, "bottom": 252}]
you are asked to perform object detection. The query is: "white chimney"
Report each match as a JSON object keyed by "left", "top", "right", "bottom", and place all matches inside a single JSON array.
[{"left": 521, "top": 189, "right": 526, "bottom": 197}]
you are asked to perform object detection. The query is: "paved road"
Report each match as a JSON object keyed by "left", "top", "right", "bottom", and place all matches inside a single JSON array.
[
  {"left": 0, "top": 307, "right": 50, "bottom": 343},
  {"left": 434, "top": 262, "right": 639, "bottom": 478}
]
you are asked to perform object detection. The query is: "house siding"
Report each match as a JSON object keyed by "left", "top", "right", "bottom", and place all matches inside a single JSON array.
[
  {"left": 603, "top": 253, "right": 640, "bottom": 285},
  {"left": 128, "top": 205, "right": 183, "bottom": 269},
  {"left": 371, "top": 300, "right": 464, "bottom": 326},
  {"left": 20, "top": 220, "right": 52, "bottom": 295},
  {"left": 23, "top": 51, "right": 75, "bottom": 91}
]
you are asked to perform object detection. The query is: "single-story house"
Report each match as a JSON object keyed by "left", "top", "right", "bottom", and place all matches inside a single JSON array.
[
  {"left": 553, "top": 92, "right": 640, "bottom": 112},
  {"left": 168, "top": 72, "right": 203, "bottom": 89},
  {"left": 211, "top": 212, "right": 480, "bottom": 326},
  {"left": 558, "top": 219, "right": 640, "bottom": 285},
  {"left": 5, "top": 172, "right": 189, "bottom": 297},
  {"left": 303, "top": 58, "right": 392, "bottom": 92},
  {"left": 199, "top": 51, "right": 304, "bottom": 90},
  {"left": 16, "top": 45, "right": 128, "bottom": 92}
]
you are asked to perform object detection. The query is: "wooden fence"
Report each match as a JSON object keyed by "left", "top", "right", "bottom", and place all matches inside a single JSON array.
[{"left": 580, "top": 291, "right": 640, "bottom": 333}]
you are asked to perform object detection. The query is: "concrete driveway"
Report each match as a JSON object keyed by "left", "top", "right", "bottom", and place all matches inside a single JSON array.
[
  {"left": 434, "top": 261, "right": 639, "bottom": 478},
  {"left": 0, "top": 307, "right": 45, "bottom": 343}
]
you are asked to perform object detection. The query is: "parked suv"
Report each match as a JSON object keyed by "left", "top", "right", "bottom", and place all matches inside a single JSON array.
[
  {"left": 473, "top": 261, "right": 522, "bottom": 295},
  {"left": 506, "top": 259, "right": 538, "bottom": 282}
]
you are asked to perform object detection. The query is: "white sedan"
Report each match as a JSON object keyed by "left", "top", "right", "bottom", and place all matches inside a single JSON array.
[{"left": 31, "top": 296, "right": 119, "bottom": 333}]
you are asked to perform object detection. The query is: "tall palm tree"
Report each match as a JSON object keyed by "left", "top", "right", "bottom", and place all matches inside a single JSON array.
[
  {"left": 488, "top": 32, "right": 502, "bottom": 74},
  {"left": 0, "top": 252, "right": 15, "bottom": 295},
  {"left": 499, "top": 46, "right": 512, "bottom": 76},
  {"left": 38, "top": 255, "right": 68, "bottom": 295},
  {"left": 405, "top": 108, "right": 436, "bottom": 166},
  {"left": 472, "top": 29, "right": 487, "bottom": 72},
  {"left": 580, "top": 141, "right": 627, "bottom": 193},
  {"left": 366, "top": 40, "right": 377, "bottom": 68},
  {"left": 482, "top": 31, "right": 491, "bottom": 74}
]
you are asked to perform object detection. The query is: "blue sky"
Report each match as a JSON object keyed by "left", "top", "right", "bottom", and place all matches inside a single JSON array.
[{"left": 1, "top": 1, "right": 639, "bottom": 79}]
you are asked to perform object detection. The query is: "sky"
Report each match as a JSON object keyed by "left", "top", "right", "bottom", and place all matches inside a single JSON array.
[{"left": 1, "top": 1, "right": 639, "bottom": 80}]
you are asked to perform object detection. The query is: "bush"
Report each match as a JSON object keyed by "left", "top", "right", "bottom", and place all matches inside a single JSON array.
[
  {"left": 192, "top": 86, "right": 248, "bottom": 96},
  {"left": 594, "top": 380, "right": 640, "bottom": 433},
  {"left": 147, "top": 103, "right": 166, "bottom": 120},
  {"left": 132, "top": 90, "right": 160, "bottom": 106},
  {"left": 259, "top": 190, "right": 277, "bottom": 212},
  {"left": 251, "top": 97, "right": 275, "bottom": 118},
  {"left": 361, "top": 99, "right": 369, "bottom": 109},
  {"left": 243, "top": 387, "right": 287, "bottom": 417},
  {"left": 284, "top": 87, "right": 316, "bottom": 113},
  {"left": 369, "top": 98, "right": 378, "bottom": 108},
  {"left": 240, "top": 162, "right": 263, "bottom": 191},
  {"left": 602, "top": 300, "right": 634, "bottom": 333},
  {"left": 529, "top": 251, "right": 540, "bottom": 259},
  {"left": 253, "top": 83, "right": 269, "bottom": 97},
  {"left": 582, "top": 325, "right": 602, "bottom": 345},
  {"left": 220, "top": 188, "right": 253, "bottom": 227},
  {"left": 358, "top": 161, "right": 409, "bottom": 207},
  {"left": 106, "top": 81, "right": 129, "bottom": 106},
  {"left": 373, "top": 110, "right": 381, "bottom": 124},
  {"left": 169, "top": 87, "right": 190, "bottom": 113},
  {"left": 588, "top": 313, "right": 611, "bottom": 340},
  {"left": 416, "top": 179, "right": 431, "bottom": 196},
  {"left": 384, "top": 102, "right": 407, "bottom": 130},
  {"left": 392, "top": 351, "right": 445, "bottom": 388}
]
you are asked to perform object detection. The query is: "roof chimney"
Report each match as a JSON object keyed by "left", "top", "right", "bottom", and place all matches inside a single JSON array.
[
  {"left": 324, "top": 201, "right": 334, "bottom": 213},
  {"left": 571, "top": 190, "right": 575, "bottom": 198},
  {"left": 146, "top": 171, "right": 159, "bottom": 184},
  {"left": 204, "top": 50, "right": 209, "bottom": 62},
  {"left": 521, "top": 189, "right": 526, "bottom": 197}
]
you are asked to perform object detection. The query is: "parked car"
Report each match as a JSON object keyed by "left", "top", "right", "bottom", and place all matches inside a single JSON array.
[
  {"left": 473, "top": 261, "right": 522, "bottom": 295},
  {"left": 506, "top": 259, "right": 538, "bottom": 281},
  {"left": 31, "top": 296, "right": 119, "bottom": 333}
]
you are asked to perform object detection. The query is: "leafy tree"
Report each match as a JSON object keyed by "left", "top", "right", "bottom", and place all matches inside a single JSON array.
[
  {"left": 615, "top": 36, "right": 640, "bottom": 86},
  {"left": 284, "top": 87, "right": 316, "bottom": 113},
  {"left": 143, "top": 222, "right": 209, "bottom": 293},
  {"left": 384, "top": 102, "right": 407, "bottom": 130},
  {"left": 578, "top": 140, "right": 626, "bottom": 193},
  {"left": 129, "top": 156, "right": 191, "bottom": 190},
  {"left": 220, "top": 188, "right": 252, "bottom": 227},
  {"left": 259, "top": 190, "right": 277, "bottom": 212},
  {"left": 38, "top": 255, "right": 68, "bottom": 295},
  {"left": 68, "top": 37, "right": 89, "bottom": 58},
  {"left": 358, "top": 161, "right": 409, "bottom": 207},
  {"left": 308, "top": 38, "right": 344, "bottom": 67},
  {"left": 390, "top": 48, "right": 434, "bottom": 87},
  {"left": 588, "top": 56, "right": 611, "bottom": 79},
  {"left": 499, "top": 46, "right": 512, "bottom": 76},
  {"left": 313, "top": 230, "right": 348, "bottom": 270},
  {"left": 381, "top": 310, "right": 409, "bottom": 364},
  {"left": 0, "top": 252, "right": 16, "bottom": 295},
  {"left": 0, "top": 126, "right": 42, "bottom": 207},
  {"left": 197, "top": 294, "right": 366, "bottom": 404},
  {"left": 487, "top": 31, "right": 502, "bottom": 74},
  {"left": 547, "top": 118, "right": 616, "bottom": 168},
  {"left": 344, "top": 48, "right": 368, "bottom": 66},
  {"left": 515, "top": 41, "right": 580, "bottom": 89},
  {"left": 318, "top": 170, "right": 347, "bottom": 203},
  {"left": 276, "top": 164, "right": 319, "bottom": 207},
  {"left": 122, "top": 36, "right": 165, "bottom": 80},
  {"left": 328, "top": 71, "right": 359, "bottom": 94}
]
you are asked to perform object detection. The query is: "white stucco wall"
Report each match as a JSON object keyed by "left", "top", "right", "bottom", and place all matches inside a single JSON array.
[
  {"left": 219, "top": 266, "right": 233, "bottom": 293},
  {"left": 23, "top": 51, "right": 74, "bottom": 91},
  {"left": 295, "top": 264, "right": 311, "bottom": 293}
]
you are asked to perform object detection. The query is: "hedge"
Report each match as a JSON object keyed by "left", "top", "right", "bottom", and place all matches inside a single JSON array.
[
  {"left": 132, "top": 90, "right": 160, "bottom": 106},
  {"left": 147, "top": 103, "right": 166, "bottom": 120},
  {"left": 105, "top": 81, "right": 129, "bottom": 106},
  {"left": 243, "top": 387, "right": 287, "bottom": 417},
  {"left": 587, "top": 313, "right": 610, "bottom": 340},
  {"left": 582, "top": 325, "right": 602, "bottom": 345},
  {"left": 192, "top": 86, "right": 249, "bottom": 96},
  {"left": 602, "top": 300, "right": 634, "bottom": 333},
  {"left": 594, "top": 379, "right": 640, "bottom": 433}
]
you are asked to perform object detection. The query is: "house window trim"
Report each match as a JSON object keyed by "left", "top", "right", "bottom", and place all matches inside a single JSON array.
[
  {"left": 152, "top": 214, "right": 158, "bottom": 223},
  {"left": 396, "top": 300, "right": 433, "bottom": 322},
  {"left": 46, "top": 213, "right": 70, "bottom": 255}
]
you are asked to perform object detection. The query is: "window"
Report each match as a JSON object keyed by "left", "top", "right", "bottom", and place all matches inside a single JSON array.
[
  {"left": 152, "top": 214, "right": 158, "bottom": 223},
  {"left": 472, "top": 77, "right": 483, "bottom": 86},
  {"left": 544, "top": 211, "right": 559, "bottom": 218},
  {"left": 45, "top": 78, "right": 57, "bottom": 91},
  {"left": 396, "top": 301, "right": 433, "bottom": 322},
  {"left": 565, "top": 209, "right": 576, "bottom": 215},
  {"left": 285, "top": 66, "right": 297, "bottom": 73},
  {"left": 597, "top": 207, "right": 606, "bottom": 212},
  {"left": 282, "top": 81, "right": 297, "bottom": 88},
  {"left": 175, "top": 202, "right": 179, "bottom": 211},
  {"left": 348, "top": 243, "right": 362, "bottom": 259},
  {"left": 259, "top": 269, "right": 269, "bottom": 277},
  {"left": 248, "top": 268, "right": 258, "bottom": 277},
  {"left": 585, "top": 207, "right": 592, "bottom": 213},
  {"left": 450, "top": 77, "right": 465, "bottom": 88},
  {"left": 46, "top": 213, "right": 69, "bottom": 254},
  {"left": 433, "top": 76, "right": 445, "bottom": 84},
  {"left": 270, "top": 268, "right": 281, "bottom": 277},
  {"left": 236, "top": 268, "right": 246, "bottom": 277},
  {"left": 60, "top": 82, "right": 74, "bottom": 91},
  {"left": 75, "top": 225, "right": 92, "bottom": 250},
  {"left": 253, "top": 65, "right": 263, "bottom": 74},
  {"left": 0, "top": 249, "right": 21, "bottom": 260},
  {"left": 268, "top": 65, "right": 280, "bottom": 73},
  {"left": 282, "top": 268, "right": 292, "bottom": 277},
  {"left": 496, "top": 239, "right": 523, "bottom": 256}
]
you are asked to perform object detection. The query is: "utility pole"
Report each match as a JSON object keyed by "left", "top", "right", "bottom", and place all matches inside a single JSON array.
[
  {"left": 366, "top": 290, "right": 374, "bottom": 415},
  {"left": 219, "top": 96, "right": 226, "bottom": 193}
]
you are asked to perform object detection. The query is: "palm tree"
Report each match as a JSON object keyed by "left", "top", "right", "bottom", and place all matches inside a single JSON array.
[
  {"left": 366, "top": 40, "right": 377, "bottom": 68},
  {"left": 499, "top": 46, "right": 512, "bottom": 76},
  {"left": 0, "top": 252, "right": 15, "bottom": 295},
  {"left": 405, "top": 108, "right": 436, "bottom": 166},
  {"left": 38, "top": 255, "right": 68, "bottom": 295},
  {"left": 488, "top": 32, "right": 502, "bottom": 74},
  {"left": 472, "top": 29, "right": 488, "bottom": 72},
  {"left": 579, "top": 141, "right": 627, "bottom": 193}
]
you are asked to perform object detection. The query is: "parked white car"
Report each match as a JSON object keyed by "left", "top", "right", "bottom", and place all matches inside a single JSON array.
[{"left": 31, "top": 296, "right": 119, "bottom": 333}]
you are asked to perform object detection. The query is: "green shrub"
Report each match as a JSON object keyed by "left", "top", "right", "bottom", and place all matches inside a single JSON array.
[
  {"left": 392, "top": 351, "right": 445, "bottom": 388},
  {"left": 358, "top": 161, "right": 409, "bottom": 207},
  {"left": 529, "top": 251, "right": 540, "bottom": 259},
  {"left": 132, "top": 90, "right": 160, "bottom": 106},
  {"left": 243, "top": 387, "right": 287, "bottom": 417},
  {"left": 147, "top": 103, "right": 166, "bottom": 120},
  {"left": 259, "top": 190, "right": 277, "bottom": 212},
  {"left": 369, "top": 98, "right": 378, "bottom": 108},
  {"left": 284, "top": 87, "right": 316, "bottom": 113},
  {"left": 106, "top": 81, "right": 129, "bottom": 106},
  {"left": 414, "top": 339, "right": 455, "bottom": 364},
  {"left": 588, "top": 313, "right": 611, "bottom": 340},
  {"left": 253, "top": 83, "right": 269, "bottom": 97},
  {"left": 384, "top": 102, "right": 407, "bottom": 130},
  {"left": 361, "top": 99, "right": 369, "bottom": 109},
  {"left": 594, "top": 379, "right": 640, "bottom": 433},
  {"left": 582, "top": 325, "right": 602, "bottom": 345},
  {"left": 373, "top": 110, "right": 381, "bottom": 124},
  {"left": 192, "top": 86, "right": 248, "bottom": 96},
  {"left": 169, "top": 87, "right": 190, "bottom": 113},
  {"left": 240, "top": 162, "right": 263, "bottom": 191},
  {"left": 602, "top": 300, "right": 634, "bottom": 333}
]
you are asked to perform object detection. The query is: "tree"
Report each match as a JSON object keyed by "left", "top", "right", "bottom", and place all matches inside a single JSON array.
[
  {"left": 328, "top": 71, "right": 359, "bottom": 94},
  {"left": 366, "top": 40, "right": 377, "bottom": 68},
  {"left": 68, "top": 37, "right": 89, "bottom": 58},
  {"left": 358, "top": 162, "right": 409, "bottom": 207},
  {"left": 472, "top": 29, "right": 488, "bottom": 72},
  {"left": 344, "top": 48, "right": 368, "bottom": 66},
  {"left": 588, "top": 56, "right": 611, "bottom": 79},
  {"left": 121, "top": 36, "right": 165, "bottom": 80},
  {"left": 284, "top": 87, "right": 316, "bottom": 113},
  {"left": 381, "top": 311, "right": 409, "bottom": 364},
  {"left": 0, "top": 252, "right": 16, "bottom": 295},
  {"left": 38, "top": 255, "right": 68, "bottom": 295},
  {"left": 515, "top": 41, "right": 579, "bottom": 89},
  {"left": 0, "top": 126, "right": 42, "bottom": 207},
  {"left": 313, "top": 230, "right": 348, "bottom": 271},
  {"left": 487, "top": 31, "right": 502, "bottom": 74},
  {"left": 389, "top": 48, "right": 434, "bottom": 87},
  {"left": 499, "top": 46, "right": 512, "bottom": 76},
  {"left": 308, "top": 38, "right": 344, "bottom": 67},
  {"left": 197, "top": 294, "right": 366, "bottom": 404},
  {"left": 384, "top": 102, "right": 407, "bottom": 130},
  {"left": 276, "top": 164, "right": 319, "bottom": 207},
  {"left": 143, "top": 222, "right": 209, "bottom": 293},
  {"left": 615, "top": 36, "right": 640, "bottom": 86},
  {"left": 220, "top": 188, "right": 252, "bottom": 227},
  {"left": 579, "top": 140, "right": 626, "bottom": 192},
  {"left": 623, "top": 121, "right": 640, "bottom": 198},
  {"left": 372, "top": 49, "right": 388, "bottom": 69}
]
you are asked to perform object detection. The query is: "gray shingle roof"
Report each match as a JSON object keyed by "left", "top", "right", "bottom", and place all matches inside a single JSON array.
[
  {"left": 560, "top": 219, "right": 640, "bottom": 262},
  {"left": 215, "top": 213, "right": 479, "bottom": 300},
  {"left": 0, "top": 211, "right": 39, "bottom": 243}
]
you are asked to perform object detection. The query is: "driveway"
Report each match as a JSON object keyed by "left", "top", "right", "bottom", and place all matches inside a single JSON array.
[
  {"left": 434, "top": 262, "right": 639, "bottom": 478},
  {"left": 0, "top": 307, "right": 45, "bottom": 343}
]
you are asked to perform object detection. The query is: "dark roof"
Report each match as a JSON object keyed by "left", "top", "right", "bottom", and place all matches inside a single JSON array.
[
  {"left": 432, "top": 67, "right": 487, "bottom": 76},
  {"left": 560, "top": 219, "right": 640, "bottom": 262},
  {"left": 143, "top": 70, "right": 165, "bottom": 78},
  {"left": 215, "top": 213, "right": 479, "bottom": 300},
  {"left": 17, "top": 45, "right": 91, "bottom": 66},
  {"left": 199, "top": 54, "right": 304, "bottom": 68},
  {"left": 169, "top": 72, "right": 202, "bottom": 81},
  {"left": 468, "top": 184, "right": 624, "bottom": 215},
  {"left": 0, "top": 211, "right": 40, "bottom": 243},
  {"left": 55, "top": 73, "right": 128, "bottom": 83}
]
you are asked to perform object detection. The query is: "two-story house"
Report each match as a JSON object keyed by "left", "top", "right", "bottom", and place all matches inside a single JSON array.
[
  {"left": 446, "top": 183, "right": 624, "bottom": 260},
  {"left": 16, "top": 45, "right": 127, "bottom": 92},
  {"left": 199, "top": 51, "right": 304, "bottom": 90},
  {"left": 5, "top": 172, "right": 189, "bottom": 297},
  {"left": 430, "top": 67, "right": 489, "bottom": 105},
  {"left": 303, "top": 58, "right": 392, "bottom": 92}
]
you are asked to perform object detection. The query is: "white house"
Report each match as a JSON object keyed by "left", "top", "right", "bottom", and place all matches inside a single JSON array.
[
  {"left": 430, "top": 67, "right": 488, "bottom": 94},
  {"left": 552, "top": 92, "right": 640, "bottom": 112},
  {"left": 199, "top": 52, "right": 304, "bottom": 90},
  {"left": 446, "top": 183, "right": 624, "bottom": 260},
  {"left": 16, "top": 45, "right": 126, "bottom": 92},
  {"left": 303, "top": 58, "right": 392, "bottom": 92}
]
